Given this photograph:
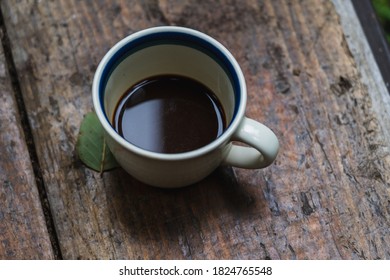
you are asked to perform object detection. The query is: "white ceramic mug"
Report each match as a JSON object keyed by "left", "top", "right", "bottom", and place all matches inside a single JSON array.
[{"left": 92, "top": 26, "right": 279, "bottom": 188}]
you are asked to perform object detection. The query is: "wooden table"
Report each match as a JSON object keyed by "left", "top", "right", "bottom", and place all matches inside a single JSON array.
[{"left": 1, "top": 0, "right": 390, "bottom": 260}]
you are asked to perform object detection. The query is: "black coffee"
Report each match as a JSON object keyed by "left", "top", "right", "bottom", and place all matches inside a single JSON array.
[{"left": 113, "top": 75, "right": 226, "bottom": 153}]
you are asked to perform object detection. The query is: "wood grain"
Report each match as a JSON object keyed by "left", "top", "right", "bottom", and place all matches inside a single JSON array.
[
  {"left": 1, "top": 0, "right": 389, "bottom": 259},
  {"left": 0, "top": 35, "right": 53, "bottom": 259}
]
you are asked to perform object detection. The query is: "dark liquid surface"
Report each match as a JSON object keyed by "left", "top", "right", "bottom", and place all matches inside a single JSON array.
[{"left": 113, "top": 75, "right": 226, "bottom": 153}]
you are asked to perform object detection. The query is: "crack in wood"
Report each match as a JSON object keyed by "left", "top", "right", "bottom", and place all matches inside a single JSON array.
[{"left": 300, "top": 192, "right": 314, "bottom": 216}]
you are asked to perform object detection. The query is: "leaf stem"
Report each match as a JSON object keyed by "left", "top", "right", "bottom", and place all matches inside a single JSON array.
[{"left": 100, "top": 138, "right": 107, "bottom": 175}]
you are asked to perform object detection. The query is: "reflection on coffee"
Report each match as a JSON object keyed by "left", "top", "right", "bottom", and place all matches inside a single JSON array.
[{"left": 113, "top": 75, "right": 226, "bottom": 153}]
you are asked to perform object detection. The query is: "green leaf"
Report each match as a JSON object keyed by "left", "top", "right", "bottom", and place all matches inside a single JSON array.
[
  {"left": 373, "top": 0, "right": 390, "bottom": 21},
  {"left": 76, "top": 112, "right": 119, "bottom": 173}
]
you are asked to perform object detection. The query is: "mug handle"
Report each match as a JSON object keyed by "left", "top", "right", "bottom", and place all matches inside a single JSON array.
[{"left": 222, "top": 117, "right": 279, "bottom": 169}]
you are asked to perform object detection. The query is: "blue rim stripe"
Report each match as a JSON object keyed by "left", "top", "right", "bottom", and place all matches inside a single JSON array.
[{"left": 99, "top": 31, "right": 241, "bottom": 123}]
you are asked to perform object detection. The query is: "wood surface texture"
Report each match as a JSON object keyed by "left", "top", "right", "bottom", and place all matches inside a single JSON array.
[
  {"left": 0, "top": 30, "right": 53, "bottom": 259},
  {"left": 0, "top": 0, "right": 389, "bottom": 259}
]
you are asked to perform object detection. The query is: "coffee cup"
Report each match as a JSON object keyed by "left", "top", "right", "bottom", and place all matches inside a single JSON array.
[{"left": 92, "top": 26, "right": 279, "bottom": 188}]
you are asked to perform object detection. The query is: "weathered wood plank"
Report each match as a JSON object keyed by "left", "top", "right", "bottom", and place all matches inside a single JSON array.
[
  {"left": 0, "top": 33, "right": 54, "bottom": 259},
  {"left": 1, "top": 0, "right": 390, "bottom": 259}
]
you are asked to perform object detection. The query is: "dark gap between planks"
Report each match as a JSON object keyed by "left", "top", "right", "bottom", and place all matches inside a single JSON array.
[
  {"left": 0, "top": 7, "right": 63, "bottom": 259},
  {"left": 352, "top": 0, "right": 390, "bottom": 92}
]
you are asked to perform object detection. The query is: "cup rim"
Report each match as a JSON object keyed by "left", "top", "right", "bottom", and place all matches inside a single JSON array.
[{"left": 92, "top": 26, "right": 247, "bottom": 161}]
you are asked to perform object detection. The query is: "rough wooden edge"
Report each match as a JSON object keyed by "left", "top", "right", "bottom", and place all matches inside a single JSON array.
[
  {"left": 351, "top": 0, "right": 390, "bottom": 91},
  {"left": 333, "top": 0, "right": 390, "bottom": 143}
]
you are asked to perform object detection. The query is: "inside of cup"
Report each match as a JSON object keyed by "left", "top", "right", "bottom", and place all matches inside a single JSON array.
[{"left": 100, "top": 33, "right": 240, "bottom": 128}]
